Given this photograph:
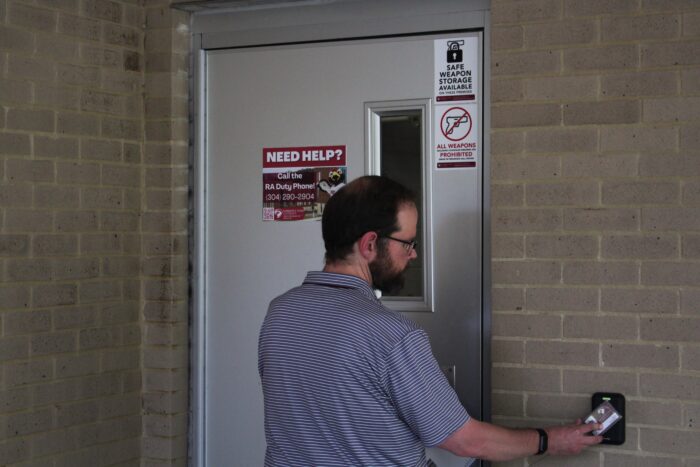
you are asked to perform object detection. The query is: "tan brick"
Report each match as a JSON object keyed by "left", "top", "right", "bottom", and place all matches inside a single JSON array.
[
  {"left": 563, "top": 153, "right": 637, "bottom": 179},
  {"left": 564, "top": 45, "right": 638, "bottom": 72},
  {"left": 53, "top": 258, "right": 100, "bottom": 280},
  {"left": 601, "top": 126, "right": 677, "bottom": 153},
  {"left": 144, "top": 142, "right": 187, "bottom": 165},
  {"left": 629, "top": 399, "right": 682, "bottom": 427},
  {"left": 682, "top": 68, "right": 700, "bottom": 94},
  {"left": 53, "top": 305, "right": 98, "bottom": 330},
  {"left": 58, "top": 13, "right": 100, "bottom": 40},
  {"left": 641, "top": 427, "right": 700, "bottom": 455},
  {"left": 30, "top": 429, "right": 78, "bottom": 458},
  {"left": 36, "top": 33, "right": 79, "bottom": 61},
  {"left": 101, "top": 117, "right": 141, "bottom": 139},
  {"left": 493, "top": 26, "right": 524, "bottom": 51},
  {"left": 6, "top": 258, "right": 53, "bottom": 281},
  {"left": 526, "top": 394, "right": 589, "bottom": 419},
  {"left": 603, "top": 14, "right": 680, "bottom": 42},
  {"left": 601, "top": 71, "right": 678, "bottom": 98},
  {"left": 34, "top": 85, "right": 80, "bottom": 111},
  {"left": 642, "top": 317, "right": 700, "bottom": 342},
  {"left": 684, "top": 181, "right": 700, "bottom": 205},
  {"left": 3, "top": 310, "right": 51, "bottom": 335},
  {"left": 493, "top": 312, "right": 561, "bottom": 338},
  {"left": 602, "top": 288, "right": 678, "bottom": 314},
  {"left": 492, "top": 78, "right": 525, "bottom": 104},
  {"left": 80, "top": 280, "right": 121, "bottom": 302},
  {"left": 104, "top": 23, "right": 141, "bottom": 48},
  {"left": 527, "top": 287, "right": 598, "bottom": 311},
  {"left": 564, "top": 0, "right": 639, "bottom": 17},
  {"left": 0, "top": 437, "right": 30, "bottom": 464},
  {"left": 0, "top": 133, "right": 30, "bottom": 155},
  {"left": 492, "top": 287, "right": 525, "bottom": 311},
  {"left": 492, "top": 50, "right": 560, "bottom": 77},
  {"left": 524, "top": 75, "right": 598, "bottom": 101},
  {"left": 81, "top": 138, "right": 122, "bottom": 162},
  {"left": 493, "top": 234, "right": 524, "bottom": 258},
  {"left": 682, "top": 345, "right": 700, "bottom": 371},
  {"left": 681, "top": 124, "right": 700, "bottom": 153},
  {"left": 33, "top": 284, "right": 77, "bottom": 307},
  {"left": 493, "top": 154, "right": 560, "bottom": 180},
  {"left": 603, "top": 343, "right": 679, "bottom": 369},
  {"left": 643, "top": 207, "right": 700, "bottom": 231},
  {"left": 645, "top": 96, "right": 700, "bottom": 122},
  {"left": 35, "top": 185, "right": 80, "bottom": 209},
  {"left": 683, "top": 234, "right": 700, "bottom": 259},
  {"left": 563, "top": 261, "right": 638, "bottom": 285},
  {"left": 0, "top": 183, "right": 32, "bottom": 208},
  {"left": 643, "top": 261, "right": 700, "bottom": 286},
  {"left": 7, "top": 55, "right": 54, "bottom": 81},
  {"left": 526, "top": 182, "right": 598, "bottom": 206},
  {"left": 31, "top": 331, "right": 77, "bottom": 355},
  {"left": 0, "top": 285, "right": 30, "bottom": 310},
  {"left": 564, "top": 315, "right": 638, "bottom": 340},
  {"left": 492, "top": 0, "right": 562, "bottom": 23},
  {"left": 143, "top": 301, "right": 186, "bottom": 323},
  {"left": 564, "top": 207, "right": 639, "bottom": 231},
  {"left": 81, "top": 187, "right": 124, "bottom": 209},
  {"left": 493, "top": 208, "right": 562, "bottom": 232},
  {"left": 0, "top": 335, "right": 29, "bottom": 361},
  {"left": 681, "top": 289, "right": 700, "bottom": 315},
  {"left": 492, "top": 103, "right": 560, "bottom": 128},
  {"left": 492, "top": 366, "right": 561, "bottom": 392},
  {"left": 1, "top": 25, "right": 35, "bottom": 54},
  {"left": 81, "top": 233, "right": 121, "bottom": 253},
  {"left": 8, "top": 3, "right": 56, "bottom": 30},
  {"left": 4, "top": 359, "right": 53, "bottom": 387},
  {"left": 564, "top": 100, "right": 640, "bottom": 125},
  {"left": 526, "top": 340, "right": 598, "bottom": 366},
  {"left": 0, "top": 235, "right": 30, "bottom": 256},
  {"left": 492, "top": 339, "right": 524, "bottom": 364},
  {"left": 142, "top": 211, "right": 184, "bottom": 232},
  {"left": 82, "top": 0, "right": 121, "bottom": 23},
  {"left": 6, "top": 159, "right": 54, "bottom": 183},
  {"left": 55, "top": 211, "right": 98, "bottom": 232},
  {"left": 33, "top": 234, "right": 77, "bottom": 256},
  {"left": 563, "top": 369, "right": 638, "bottom": 395},
  {"left": 56, "top": 400, "right": 98, "bottom": 428},
  {"left": 685, "top": 11, "right": 700, "bottom": 36},
  {"left": 526, "top": 234, "right": 598, "bottom": 258},
  {"left": 642, "top": 41, "right": 700, "bottom": 67},
  {"left": 34, "top": 136, "right": 78, "bottom": 159},
  {"left": 603, "top": 453, "right": 682, "bottom": 467},
  {"left": 80, "top": 44, "right": 121, "bottom": 68},
  {"left": 81, "top": 89, "right": 124, "bottom": 115},
  {"left": 5, "top": 209, "right": 54, "bottom": 232},
  {"left": 122, "top": 52, "right": 142, "bottom": 73},
  {"left": 602, "top": 234, "right": 679, "bottom": 259},
  {"left": 102, "top": 348, "right": 139, "bottom": 371},
  {"left": 124, "top": 143, "right": 142, "bottom": 164},
  {"left": 57, "top": 111, "right": 100, "bottom": 136},
  {"left": 0, "top": 78, "right": 32, "bottom": 104},
  {"left": 526, "top": 128, "right": 597, "bottom": 153},
  {"left": 0, "top": 387, "right": 31, "bottom": 412},
  {"left": 146, "top": 189, "right": 186, "bottom": 210},
  {"left": 6, "top": 408, "right": 53, "bottom": 437},
  {"left": 492, "top": 260, "right": 560, "bottom": 284},
  {"left": 102, "top": 165, "right": 140, "bottom": 187},
  {"left": 524, "top": 19, "right": 596, "bottom": 47}
]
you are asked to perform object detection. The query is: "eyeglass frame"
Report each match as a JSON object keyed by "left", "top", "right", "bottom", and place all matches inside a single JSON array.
[{"left": 381, "top": 235, "right": 418, "bottom": 252}]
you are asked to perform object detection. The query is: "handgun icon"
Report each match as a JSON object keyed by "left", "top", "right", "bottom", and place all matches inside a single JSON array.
[{"left": 444, "top": 115, "right": 469, "bottom": 135}]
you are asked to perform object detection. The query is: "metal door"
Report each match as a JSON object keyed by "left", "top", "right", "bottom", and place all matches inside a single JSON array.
[{"left": 194, "top": 27, "right": 488, "bottom": 467}]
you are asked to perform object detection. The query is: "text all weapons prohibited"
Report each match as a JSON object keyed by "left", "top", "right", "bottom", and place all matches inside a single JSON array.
[{"left": 440, "top": 106, "right": 472, "bottom": 141}]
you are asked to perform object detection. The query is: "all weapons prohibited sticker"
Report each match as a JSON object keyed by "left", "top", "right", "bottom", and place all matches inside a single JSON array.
[
  {"left": 434, "top": 104, "right": 478, "bottom": 170},
  {"left": 262, "top": 145, "right": 347, "bottom": 221}
]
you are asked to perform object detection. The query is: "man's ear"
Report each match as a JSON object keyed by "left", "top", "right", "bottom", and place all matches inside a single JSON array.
[{"left": 357, "top": 231, "right": 378, "bottom": 261}]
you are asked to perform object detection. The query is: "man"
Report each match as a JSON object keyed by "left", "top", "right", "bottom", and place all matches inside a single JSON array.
[{"left": 258, "top": 175, "right": 601, "bottom": 466}]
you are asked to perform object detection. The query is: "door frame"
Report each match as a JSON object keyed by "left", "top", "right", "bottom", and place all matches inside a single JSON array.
[{"left": 184, "top": 1, "right": 492, "bottom": 465}]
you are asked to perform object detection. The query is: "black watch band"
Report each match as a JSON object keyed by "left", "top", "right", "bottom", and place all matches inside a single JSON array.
[{"left": 535, "top": 428, "right": 548, "bottom": 455}]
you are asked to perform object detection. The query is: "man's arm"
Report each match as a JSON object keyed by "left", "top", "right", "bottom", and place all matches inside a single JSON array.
[{"left": 438, "top": 418, "right": 603, "bottom": 462}]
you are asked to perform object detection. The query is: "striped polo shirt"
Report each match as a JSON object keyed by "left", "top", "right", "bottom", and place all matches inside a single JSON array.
[{"left": 258, "top": 271, "right": 470, "bottom": 466}]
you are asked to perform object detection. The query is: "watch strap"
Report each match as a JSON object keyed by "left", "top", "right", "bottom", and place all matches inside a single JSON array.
[{"left": 535, "top": 428, "right": 548, "bottom": 455}]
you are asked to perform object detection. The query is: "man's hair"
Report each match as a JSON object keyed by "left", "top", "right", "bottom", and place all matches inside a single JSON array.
[{"left": 322, "top": 175, "right": 416, "bottom": 263}]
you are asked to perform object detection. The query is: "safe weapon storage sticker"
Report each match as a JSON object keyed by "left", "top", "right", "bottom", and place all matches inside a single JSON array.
[
  {"left": 262, "top": 145, "right": 346, "bottom": 221},
  {"left": 434, "top": 36, "right": 480, "bottom": 169}
]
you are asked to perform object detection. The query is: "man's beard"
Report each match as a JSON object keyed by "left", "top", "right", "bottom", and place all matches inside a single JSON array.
[{"left": 369, "top": 242, "right": 405, "bottom": 294}]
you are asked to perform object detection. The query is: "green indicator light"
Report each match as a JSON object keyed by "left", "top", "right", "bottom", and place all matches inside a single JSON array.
[{"left": 602, "top": 397, "right": 611, "bottom": 401}]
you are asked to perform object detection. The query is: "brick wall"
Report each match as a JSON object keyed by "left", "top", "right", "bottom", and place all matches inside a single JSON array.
[
  {"left": 491, "top": 1, "right": 700, "bottom": 465},
  {"left": 0, "top": 0, "right": 190, "bottom": 465}
]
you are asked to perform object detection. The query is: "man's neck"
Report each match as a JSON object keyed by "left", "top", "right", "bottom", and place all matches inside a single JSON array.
[{"left": 323, "top": 260, "right": 372, "bottom": 286}]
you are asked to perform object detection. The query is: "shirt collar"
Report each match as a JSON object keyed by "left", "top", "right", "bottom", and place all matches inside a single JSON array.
[{"left": 303, "top": 271, "right": 379, "bottom": 301}]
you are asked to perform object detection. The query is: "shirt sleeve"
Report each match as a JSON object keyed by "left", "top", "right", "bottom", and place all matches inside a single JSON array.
[{"left": 383, "top": 329, "right": 470, "bottom": 447}]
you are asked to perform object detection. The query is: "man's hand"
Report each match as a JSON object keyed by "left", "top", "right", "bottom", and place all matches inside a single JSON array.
[{"left": 545, "top": 420, "right": 603, "bottom": 456}]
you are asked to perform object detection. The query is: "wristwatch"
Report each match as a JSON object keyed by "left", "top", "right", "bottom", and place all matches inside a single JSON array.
[{"left": 535, "top": 428, "right": 548, "bottom": 455}]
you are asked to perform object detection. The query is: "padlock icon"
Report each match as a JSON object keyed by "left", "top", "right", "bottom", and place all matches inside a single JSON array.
[{"left": 446, "top": 40, "right": 464, "bottom": 63}]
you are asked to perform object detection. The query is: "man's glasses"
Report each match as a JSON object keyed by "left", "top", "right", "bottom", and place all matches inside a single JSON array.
[{"left": 382, "top": 235, "right": 418, "bottom": 253}]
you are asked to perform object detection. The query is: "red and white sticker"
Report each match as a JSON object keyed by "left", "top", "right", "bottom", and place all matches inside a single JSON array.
[{"left": 434, "top": 104, "right": 478, "bottom": 170}]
